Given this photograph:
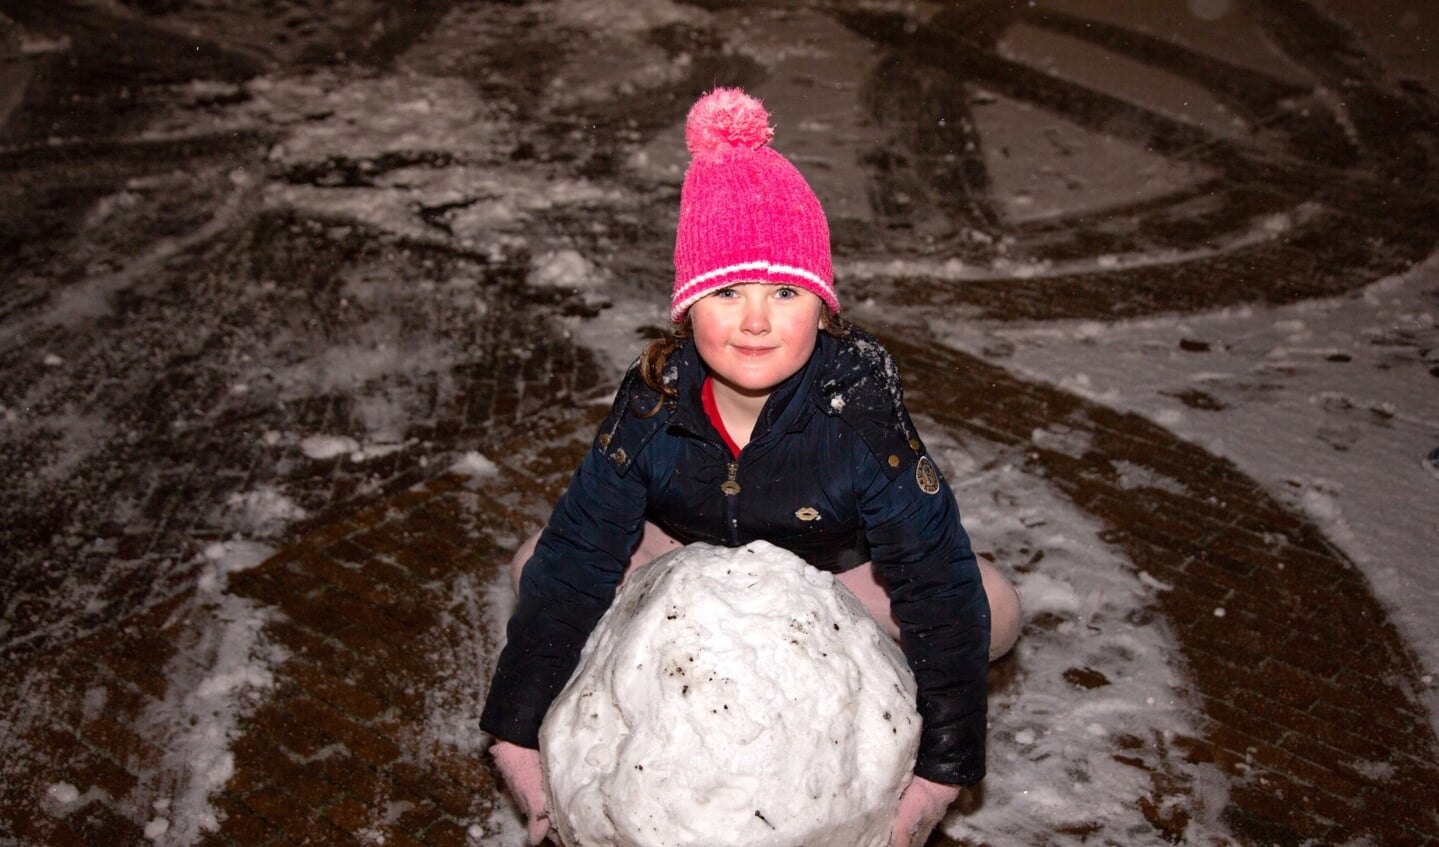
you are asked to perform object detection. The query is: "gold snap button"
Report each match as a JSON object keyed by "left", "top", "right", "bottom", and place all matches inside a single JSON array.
[{"left": 888, "top": 454, "right": 900, "bottom": 468}]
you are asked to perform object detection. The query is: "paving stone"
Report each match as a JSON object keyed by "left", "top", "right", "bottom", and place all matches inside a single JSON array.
[
  {"left": 9, "top": 816, "right": 88, "bottom": 847},
  {"left": 285, "top": 697, "right": 404, "bottom": 770},
  {"left": 206, "top": 794, "right": 286, "bottom": 845},
  {"left": 63, "top": 800, "right": 151, "bottom": 846},
  {"left": 241, "top": 785, "right": 355, "bottom": 846},
  {"left": 318, "top": 793, "right": 374, "bottom": 837},
  {"left": 421, "top": 819, "right": 475, "bottom": 847},
  {"left": 288, "top": 664, "right": 389, "bottom": 723}
]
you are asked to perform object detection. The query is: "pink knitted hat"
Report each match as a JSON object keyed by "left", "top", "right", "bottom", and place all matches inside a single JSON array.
[{"left": 671, "top": 88, "right": 837, "bottom": 324}]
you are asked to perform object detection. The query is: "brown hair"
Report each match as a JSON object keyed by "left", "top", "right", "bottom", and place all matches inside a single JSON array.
[{"left": 635, "top": 310, "right": 853, "bottom": 417}]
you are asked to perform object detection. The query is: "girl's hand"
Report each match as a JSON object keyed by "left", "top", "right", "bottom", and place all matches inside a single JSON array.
[
  {"left": 490, "top": 740, "right": 550, "bottom": 845},
  {"left": 891, "top": 775, "right": 961, "bottom": 847}
]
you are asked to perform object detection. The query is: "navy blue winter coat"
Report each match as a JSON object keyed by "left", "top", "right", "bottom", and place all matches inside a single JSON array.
[{"left": 480, "top": 326, "right": 991, "bottom": 785}]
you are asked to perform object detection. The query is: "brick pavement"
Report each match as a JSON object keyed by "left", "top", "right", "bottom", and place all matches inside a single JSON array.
[{"left": 0, "top": 407, "right": 604, "bottom": 847}]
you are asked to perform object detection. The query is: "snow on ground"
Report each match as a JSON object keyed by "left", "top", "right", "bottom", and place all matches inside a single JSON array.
[
  {"left": 5, "top": 0, "right": 1435, "bottom": 842},
  {"left": 16, "top": 540, "right": 287, "bottom": 847},
  {"left": 926, "top": 426, "right": 1234, "bottom": 844},
  {"left": 417, "top": 519, "right": 527, "bottom": 843},
  {"left": 131, "top": 541, "right": 286, "bottom": 846},
  {"left": 930, "top": 253, "right": 1439, "bottom": 729}
]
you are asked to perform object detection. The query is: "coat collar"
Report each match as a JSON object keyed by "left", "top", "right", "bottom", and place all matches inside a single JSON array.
[{"left": 665, "top": 335, "right": 826, "bottom": 446}]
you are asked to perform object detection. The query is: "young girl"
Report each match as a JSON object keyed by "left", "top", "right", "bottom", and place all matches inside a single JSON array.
[{"left": 481, "top": 88, "right": 1021, "bottom": 847}]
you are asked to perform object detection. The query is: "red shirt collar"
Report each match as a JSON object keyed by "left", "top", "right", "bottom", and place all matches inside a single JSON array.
[{"left": 701, "top": 376, "right": 742, "bottom": 457}]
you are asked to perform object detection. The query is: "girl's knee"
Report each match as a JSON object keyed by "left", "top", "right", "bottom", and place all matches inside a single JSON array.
[
  {"left": 510, "top": 523, "right": 682, "bottom": 596},
  {"left": 834, "top": 562, "right": 901, "bottom": 641},
  {"left": 510, "top": 531, "right": 542, "bottom": 595},
  {"left": 980, "top": 561, "right": 1022, "bottom": 661},
  {"left": 838, "top": 559, "right": 1022, "bottom": 659}
]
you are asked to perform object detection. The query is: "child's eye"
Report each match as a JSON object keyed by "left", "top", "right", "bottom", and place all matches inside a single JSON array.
[
  {"left": 774, "top": 286, "right": 798, "bottom": 299},
  {"left": 712, "top": 287, "right": 738, "bottom": 299}
]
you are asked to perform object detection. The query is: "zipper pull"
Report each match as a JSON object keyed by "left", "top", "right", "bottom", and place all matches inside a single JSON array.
[{"left": 721, "top": 461, "right": 741, "bottom": 496}]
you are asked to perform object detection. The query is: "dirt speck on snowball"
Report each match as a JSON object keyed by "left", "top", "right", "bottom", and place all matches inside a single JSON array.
[{"left": 539, "top": 541, "right": 919, "bottom": 847}]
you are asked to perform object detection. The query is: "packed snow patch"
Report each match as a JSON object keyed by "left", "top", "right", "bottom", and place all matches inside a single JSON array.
[
  {"left": 45, "top": 782, "right": 79, "bottom": 807},
  {"left": 529, "top": 248, "right": 606, "bottom": 290},
  {"left": 220, "top": 486, "right": 308, "bottom": 538},
  {"left": 450, "top": 450, "right": 500, "bottom": 479},
  {"left": 930, "top": 253, "right": 1439, "bottom": 726},
  {"left": 540, "top": 541, "right": 919, "bottom": 847},
  {"left": 300, "top": 434, "right": 360, "bottom": 460},
  {"left": 123, "top": 540, "right": 287, "bottom": 845}
]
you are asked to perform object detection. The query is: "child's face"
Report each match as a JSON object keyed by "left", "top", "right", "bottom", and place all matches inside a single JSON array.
[{"left": 690, "top": 283, "right": 825, "bottom": 398}]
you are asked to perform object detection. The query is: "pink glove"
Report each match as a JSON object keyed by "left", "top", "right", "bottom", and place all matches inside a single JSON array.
[
  {"left": 891, "top": 775, "right": 961, "bottom": 847},
  {"left": 490, "top": 740, "right": 550, "bottom": 845}
]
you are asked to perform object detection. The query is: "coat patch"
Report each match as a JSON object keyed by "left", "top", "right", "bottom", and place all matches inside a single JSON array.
[
  {"left": 915, "top": 456, "right": 941, "bottom": 495},
  {"left": 794, "top": 507, "right": 822, "bottom": 522}
]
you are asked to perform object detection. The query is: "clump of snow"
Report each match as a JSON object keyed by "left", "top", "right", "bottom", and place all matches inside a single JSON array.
[
  {"left": 220, "top": 486, "right": 308, "bottom": 538},
  {"left": 529, "top": 249, "right": 606, "bottom": 290},
  {"left": 540, "top": 541, "right": 919, "bottom": 847},
  {"left": 1110, "top": 459, "right": 1188, "bottom": 494},
  {"left": 1031, "top": 423, "right": 1093, "bottom": 458},
  {"left": 450, "top": 451, "right": 500, "bottom": 479},
  {"left": 300, "top": 434, "right": 360, "bottom": 460},
  {"left": 45, "top": 782, "right": 79, "bottom": 806},
  {"left": 1056, "top": 372, "right": 1123, "bottom": 404},
  {"left": 1347, "top": 758, "right": 1396, "bottom": 781},
  {"left": 199, "top": 539, "right": 274, "bottom": 591}
]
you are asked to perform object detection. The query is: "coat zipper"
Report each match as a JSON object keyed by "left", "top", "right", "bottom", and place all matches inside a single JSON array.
[{"left": 721, "top": 459, "right": 741, "bottom": 545}]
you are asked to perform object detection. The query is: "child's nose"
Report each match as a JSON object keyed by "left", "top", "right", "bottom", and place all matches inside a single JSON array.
[{"left": 741, "top": 297, "right": 771, "bottom": 331}]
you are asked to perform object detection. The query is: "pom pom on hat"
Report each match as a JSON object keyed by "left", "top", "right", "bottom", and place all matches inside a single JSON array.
[
  {"left": 685, "top": 88, "right": 775, "bottom": 156},
  {"left": 672, "top": 88, "right": 837, "bottom": 323}
]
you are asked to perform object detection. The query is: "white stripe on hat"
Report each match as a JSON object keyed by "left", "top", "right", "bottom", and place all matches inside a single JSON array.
[
  {"left": 671, "top": 264, "right": 837, "bottom": 322},
  {"left": 672, "top": 261, "right": 835, "bottom": 319},
  {"left": 679, "top": 260, "right": 828, "bottom": 293}
]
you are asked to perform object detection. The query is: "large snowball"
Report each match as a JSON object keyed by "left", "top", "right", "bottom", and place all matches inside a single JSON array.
[{"left": 539, "top": 541, "right": 920, "bottom": 847}]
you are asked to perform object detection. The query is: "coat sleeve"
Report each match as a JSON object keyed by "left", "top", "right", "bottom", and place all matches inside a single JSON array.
[
  {"left": 855, "top": 438, "right": 991, "bottom": 786},
  {"left": 479, "top": 389, "right": 653, "bottom": 748}
]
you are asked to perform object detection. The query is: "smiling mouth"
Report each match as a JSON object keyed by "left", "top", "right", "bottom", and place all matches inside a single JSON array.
[{"left": 733, "top": 346, "right": 776, "bottom": 356}]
